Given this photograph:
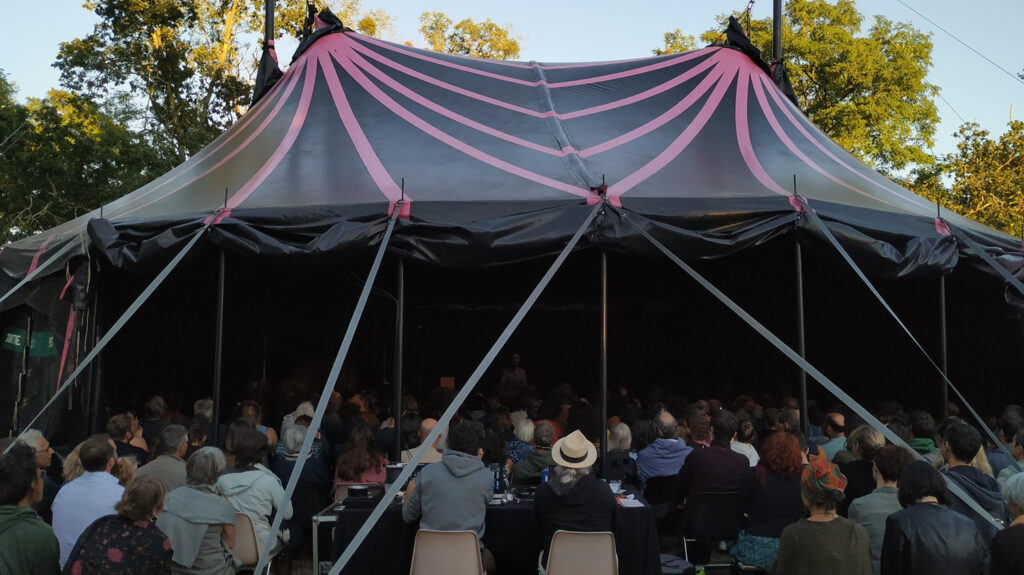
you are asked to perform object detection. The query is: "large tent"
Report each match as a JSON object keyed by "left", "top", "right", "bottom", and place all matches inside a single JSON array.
[{"left": 2, "top": 15, "right": 1024, "bottom": 441}]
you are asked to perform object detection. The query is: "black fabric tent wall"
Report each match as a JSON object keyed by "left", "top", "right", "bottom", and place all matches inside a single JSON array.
[{"left": 2, "top": 23, "right": 1024, "bottom": 437}]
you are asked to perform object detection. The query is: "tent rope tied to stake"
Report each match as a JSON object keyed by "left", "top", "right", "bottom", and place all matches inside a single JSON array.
[
  {"left": 327, "top": 200, "right": 604, "bottom": 575},
  {"left": 797, "top": 196, "right": 1022, "bottom": 475},
  {"left": 609, "top": 203, "right": 1005, "bottom": 532}
]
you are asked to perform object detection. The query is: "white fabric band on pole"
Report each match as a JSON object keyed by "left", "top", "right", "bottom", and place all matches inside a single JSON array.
[
  {"left": 615, "top": 205, "right": 1005, "bottom": 532},
  {"left": 328, "top": 201, "right": 603, "bottom": 575},
  {"left": 5, "top": 220, "right": 211, "bottom": 454}
]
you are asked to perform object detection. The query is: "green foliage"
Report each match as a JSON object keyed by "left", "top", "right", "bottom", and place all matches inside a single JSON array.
[
  {"left": 0, "top": 73, "right": 171, "bottom": 243},
  {"left": 910, "top": 122, "right": 1024, "bottom": 235},
  {"left": 696, "top": 0, "right": 939, "bottom": 174},
  {"left": 418, "top": 12, "right": 521, "bottom": 60},
  {"left": 653, "top": 29, "right": 697, "bottom": 55}
]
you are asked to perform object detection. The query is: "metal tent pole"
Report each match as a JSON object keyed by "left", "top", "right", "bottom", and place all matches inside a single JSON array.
[
  {"left": 773, "top": 0, "right": 783, "bottom": 63},
  {"left": 939, "top": 275, "right": 949, "bottom": 421},
  {"left": 796, "top": 241, "right": 808, "bottom": 437},
  {"left": 600, "top": 251, "right": 608, "bottom": 478},
  {"left": 212, "top": 249, "right": 226, "bottom": 447},
  {"left": 393, "top": 259, "right": 405, "bottom": 462}
]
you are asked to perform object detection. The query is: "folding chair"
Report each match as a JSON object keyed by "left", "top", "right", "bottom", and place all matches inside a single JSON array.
[
  {"left": 409, "top": 529, "right": 484, "bottom": 575},
  {"left": 545, "top": 530, "right": 618, "bottom": 575},
  {"left": 231, "top": 512, "right": 279, "bottom": 574},
  {"left": 680, "top": 491, "right": 743, "bottom": 569}
]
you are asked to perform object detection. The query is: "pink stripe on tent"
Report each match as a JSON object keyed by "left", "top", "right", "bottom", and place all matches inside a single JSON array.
[
  {"left": 607, "top": 66, "right": 738, "bottom": 198},
  {"left": 344, "top": 45, "right": 569, "bottom": 157},
  {"left": 27, "top": 234, "right": 56, "bottom": 274},
  {"left": 106, "top": 58, "right": 306, "bottom": 219},
  {"left": 119, "top": 62, "right": 308, "bottom": 221},
  {"left": 581, "top": 64, "right": 727, "bottom": 158},
  {"left": 734, "top": 66, "right": 790, "bottom": 197},
  {"left": 757, "top": 74, "right": 936, "bottom": 214},
  {"left": 319, "top": 51, "right": 408, "bottom": 208},
  {"left": 56, "top": 308, "right": 75, "bottom": 391},
  {"left": 750, "top": 73, "right": 906, "bottom": 211},
  {"left": 330, "top": 46, "right": 591, "bottom": 200},
  {"left": 211, "top": 54, "right": 320, "bottom": 224}
]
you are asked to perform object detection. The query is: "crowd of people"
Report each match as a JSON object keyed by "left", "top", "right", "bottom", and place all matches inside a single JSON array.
[{"left": 3, "top": 369, "right": 1024, "bottom": 574}]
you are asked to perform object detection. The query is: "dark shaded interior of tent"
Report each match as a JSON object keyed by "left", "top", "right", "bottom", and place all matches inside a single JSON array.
[
  {"left": 6, "top": 232, "right": 1024, "bottom": 446},
  {"left": 99, "top": 237, "right": 1024, "bottom": 430}
]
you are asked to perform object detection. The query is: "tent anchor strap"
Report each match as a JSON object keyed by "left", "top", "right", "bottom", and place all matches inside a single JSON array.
[
  {"left": 798, "top": 198, "right": 1020, "bottom": 474},
  {"left": 609, "top": 204, "right": 1005, "bottom": 532},
  {"left": 328, "top": 201, "right": 603, "bottom": 575},
  {"left": 5, "top": 218, "right": 214, "bottom": 454}
]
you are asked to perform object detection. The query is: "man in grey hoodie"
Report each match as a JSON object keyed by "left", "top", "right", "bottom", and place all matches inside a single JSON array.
[{"left": 403, "top": 420, "right": 495, "bottom": 571}]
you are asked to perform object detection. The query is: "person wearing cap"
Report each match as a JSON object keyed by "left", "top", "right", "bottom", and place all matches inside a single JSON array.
[
  {"left": 533, "top": 430, "right": 619, "bottom": 571},
  {"left": 771, "top": 460, "right": 871, "bottom": 575}
]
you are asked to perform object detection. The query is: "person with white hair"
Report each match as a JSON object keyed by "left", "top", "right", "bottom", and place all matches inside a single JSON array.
[
  {"left": 19, "top": 428, "right": 59, "bottom": 522},
  {"left": 157, "top": 447, "right": 237, "bottom": 575},
  {"left": 503, "top": 417, "right": 533, "bottom": 464},
  {"left": 137, "top": 424, "right": 189, "bottom": 491},
  {"left": 533, "top": 430, "right": 618, "bottom": 572},
  {"left": 992, "top": 472, "right": 1024, "bottom": 573}
]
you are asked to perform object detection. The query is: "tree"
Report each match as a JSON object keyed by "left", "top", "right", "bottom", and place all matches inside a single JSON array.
[
  {"left": 0, "top": 72, "right": 171, "bottom": 243},
  {"left": 691, "top": 0, "right": 939, "bottom": 174},
  {"left": 910, "top": 122, "right": 1024, "bottom": 235},
  {"left": 418, "top": 12, "right": 521, "bottom": 60},
  {"left": 653, "top": 29, "right": 697, "bottom": 55}
]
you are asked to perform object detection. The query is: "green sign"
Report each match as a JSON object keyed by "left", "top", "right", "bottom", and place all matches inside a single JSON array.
[{"left": 1, "top": 329, "right": 59, "bottom": 357}]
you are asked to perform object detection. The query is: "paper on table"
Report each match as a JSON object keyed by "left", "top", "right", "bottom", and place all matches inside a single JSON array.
[{"left": 617, "top": 497, "right": 644, "bottom": 508}]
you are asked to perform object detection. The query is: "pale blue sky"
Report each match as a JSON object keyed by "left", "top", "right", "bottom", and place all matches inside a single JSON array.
[{"left": 2, "top": 0, "right": 1022, "bottom": 159}]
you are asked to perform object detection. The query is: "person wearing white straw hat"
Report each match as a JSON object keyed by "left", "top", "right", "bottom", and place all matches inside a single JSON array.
[{"left": 533, "top": 430, "right": 619, "bottom": 573}]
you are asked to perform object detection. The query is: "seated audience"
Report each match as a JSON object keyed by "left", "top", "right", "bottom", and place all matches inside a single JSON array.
[
  {"left": 838, "top": 424, "right": 885, "bottom": 516},
  {"left": 732, "top": 418, "right": 760, "bottom": 467},
  {"left": 906, "top": 411, "right": 940, "bottom": 465},
  {"left": 820, "top": 412, "right": 847, "bottom": 462},
  {"left": 108, "top": 413, "right": 149, "bottom": 463},
  {"left": 63, "top": 475, "right": 172, "bottom": 575},
  {"left": 126, "top": 411, "right": 150, "bottom": 453},
  {"left": 193, "top": 398, "right": 217, "bottom": 447},
  {"left": 223, "top": 418, "right": 255, "bottom": 471},
  {"left": 0, "top": 440, "right": 60, "bottom": 575},
  {"left": 157, "top": 447, "right": 237, "bottom": 575},
  {"left": 402, "top": 421, "right": 495, "bottom": 572},
  {"left": 848, "top": 445, "right": 915, "bottom": 574},
  {"left": 512, "top": 421, "right": 556, "bottom": 486},
  {"left": 941, "top": 422, "right": 1007, "bottom": 542},
  {"left": 53, "top": 434, "right": 125, "bottom": 567},
  {"left": 20, "top": 428, "right": 60, "bottom": 523},
  {"left": 880, "top": 460, "right": 988, "bottom": 575},
  {"left": 771, "top": 460, "right": 871, "bottom": 575},
  {"left": 992, "top": 472, "right": 1024, "bottom": 574},
  {"left": 187, "top": 422, "right": 207, "bottom": 459},
  {"left": 503, "top": 417, "right": 533, "bottom": 464},
  {"left": 142, "top": 395, "right": 167, "bottom": 447},
  {"left": 998, "top": 428, "right": 1024, "bottom": 485},
  {"left": 241, "top": 400, "right": 278, "bottom": 446},
  {"left": 678, "top": 410, "right": 749, "bottom": 526},
  {"left": 603, "top": 422, "right": 640, "bottom": 489},
  {"left": 272, "top": 424, "right": 332, "bottom": 491},
  {"left": 217, "top": 428, "right": 293, "bottom": 557},
  {"left": 730, "top": 432, "right": 805, "bottom": 571},
  {"left": 334, "top": 421, "right": 388, "bottom": 488},
  {"left": 991, "top": 411, "right": 1024, "bottom": 476},
  {"left": 114, "top": 455, "right": 140, "bottom": 486},
  {"left": 137, "top": 424, "right": 189, "bottom": 491},
  {"left": 401, "top": 418, "right": 444, "bottom": 464},
  {"left": 636, "top": 411, "right": 692, "bottom": 483},
  {"left": 534, "top": 430, "right": 618, "bottom": 569}
]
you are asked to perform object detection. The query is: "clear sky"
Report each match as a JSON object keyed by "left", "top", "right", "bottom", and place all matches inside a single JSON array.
[{"left": 2, "top": 0, "right": 1022, "bottom": 159}]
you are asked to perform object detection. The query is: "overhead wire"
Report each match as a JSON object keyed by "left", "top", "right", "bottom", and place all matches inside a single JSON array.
[
  {"left": 938, "top": 91, "right": 966, "bottom": 125},
  {"left": 894, "top": 0, "right": 1024, "bottom": 89}
]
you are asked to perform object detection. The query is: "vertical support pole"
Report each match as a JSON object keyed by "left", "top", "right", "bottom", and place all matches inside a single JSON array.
[
  {"left": 264, "top": 0, "right": 275, "bottom": 45},
  {"left": 11, "top": 313, "right": 33, "bottom": 434},
  {"left": 939, "top": 275, "right": 949, "bottom": 421},
  {"left": 795, "top": 241, "right": 808, "bottom": 437},
  {"left": 212, "top": 249, "right": 226, "bottom": 447},
  {"left": 772, "top": 0, "right": 783, "bottom": 63},
  {"left": 88, "top": 286, "right": 104, "bottom": 434},
  {"left": 600, "top": 251, "right": 609, "bottom": 478},
  {"left": 393, "top": 259, "right": 405, "bottom": 462}
]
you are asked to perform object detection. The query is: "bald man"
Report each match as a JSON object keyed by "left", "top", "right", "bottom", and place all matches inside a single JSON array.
[
  {"left": 401, "top": 418, "right": 444, "bottom": 464},
  {"left": 820, "top": 412, "right": 847, "bottom": 462}
]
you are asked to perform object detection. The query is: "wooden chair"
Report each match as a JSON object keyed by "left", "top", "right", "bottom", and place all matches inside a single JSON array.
[
  {"left": 409, "top": 529, "right": 484, "bottom": 575},
  {"left": 231, "top": 512, "right": 278, "bottom": 574},
  {"left": 545, "top": 530, "right": 618, "bottom": 575}
]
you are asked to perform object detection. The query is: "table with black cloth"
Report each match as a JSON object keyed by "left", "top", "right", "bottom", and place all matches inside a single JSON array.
[{"left": 328, "top": 496, "right": 660, "bottom": 575}]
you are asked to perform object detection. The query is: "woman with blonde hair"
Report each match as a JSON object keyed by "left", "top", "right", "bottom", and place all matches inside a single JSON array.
[{"left": 838, "top": 424, "right": 885, "bottom": 515}]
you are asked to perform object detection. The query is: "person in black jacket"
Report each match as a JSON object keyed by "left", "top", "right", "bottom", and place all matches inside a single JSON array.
[
  {"left": 880, "top": 460, "right": 988, "bottom": 575},
  {"left": 992, "top": 472, "right": 1024, "bottom": 574},
  {"left": 534, "top": 430, "right": 619, "bottom": 571}
]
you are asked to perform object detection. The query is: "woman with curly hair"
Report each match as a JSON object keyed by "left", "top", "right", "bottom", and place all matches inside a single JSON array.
[
  {"left": 334, "top": 422, "right": 388, "bottom": 490},
  {"left": 730, "top": 432, "right": 807, "bottom": 570}
]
